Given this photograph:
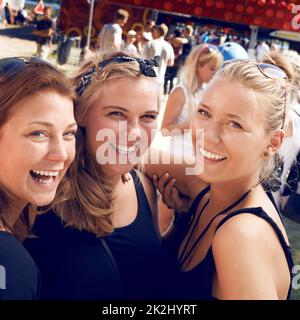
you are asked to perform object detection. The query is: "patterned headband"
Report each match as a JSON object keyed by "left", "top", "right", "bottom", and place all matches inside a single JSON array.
[{"left": 75, "top": 55, "right": 160, "bottom": 96}]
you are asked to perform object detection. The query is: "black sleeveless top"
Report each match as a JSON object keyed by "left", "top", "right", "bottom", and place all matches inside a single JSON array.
[
  {"left": 0, "top": 232, "right": 41, "bottom": 300},
  {"left": 173, "top": 186, "right": 294, "bottom": 300},
  {"left": 24, "top": 170, "right": 170, "bottom": 300}
]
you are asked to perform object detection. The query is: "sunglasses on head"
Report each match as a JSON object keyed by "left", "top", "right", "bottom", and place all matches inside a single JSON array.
[
  {"left": 0, "top": 57, "right": 53, "bottom": 76},
  {"left": 200, "top": 44, "right": 219, "bottom": 54},
  {"left": 223, "top": 59, "right": 287, "bottom": 129}
]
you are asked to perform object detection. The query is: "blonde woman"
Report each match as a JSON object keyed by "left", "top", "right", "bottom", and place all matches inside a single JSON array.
[
  {"left": 161, "top": 44, "right": 223, "bottom": 155},
  {"left": 149, "top": 52, "right": 294, "bottom": 299},
  {"left": 24, "top": 52, "right": 171, "bottom": 300},
  {"left": 0, "top": 57, "right": 76, "bottom": 300}
]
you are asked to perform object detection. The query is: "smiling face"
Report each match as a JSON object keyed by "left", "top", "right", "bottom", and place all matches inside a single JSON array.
[
  {"left": 82, "top": 77, "right": 159, "bottom": 179},
  {"left": 0, "top": 90, "right": 76, "bottom": 209},
  {"left": 191, "top": 78, "right": 279, "bottom": 186}
]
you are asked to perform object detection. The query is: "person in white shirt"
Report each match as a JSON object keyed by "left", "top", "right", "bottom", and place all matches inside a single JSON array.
[
  {"left": 121, "top": 29, "right": 137, "bottom": 54},
  {"left": 256, "top": 40, "right": 270, "bottom": 61},
  {"left": 0, "top": 0, "right": 7, "bottom": 27},
  {"left": 142, "top": 23, "right": 174, "bottom": 89},
  {"left": 97, "top": 8, "right": 129, "bottom": 52}
]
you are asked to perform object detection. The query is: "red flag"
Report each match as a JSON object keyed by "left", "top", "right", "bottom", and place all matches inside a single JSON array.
[{"left": 33, "top": 0, "right": 44, "bottom": 14}]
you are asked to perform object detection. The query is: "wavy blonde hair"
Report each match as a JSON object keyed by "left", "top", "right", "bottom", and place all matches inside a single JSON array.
[
  {"left": 178, "top": 44, "right": 223, "bottom": 117},
  {"left": 212, "top": 52, "right": 295, "bottom": 185},
  {"left": 52, "top": 51, "right": 158, "bottom": 237}
]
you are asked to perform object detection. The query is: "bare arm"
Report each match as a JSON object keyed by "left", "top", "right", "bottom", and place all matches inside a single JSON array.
[
  {"left": 161, "top": 87, "right": 190, "bottom": 136},
  {"left": 167, "top": 56, "right": 174, "bottom": 67},
  {"left": 143, "top": 148, "right": 207, "bottom": 200}
]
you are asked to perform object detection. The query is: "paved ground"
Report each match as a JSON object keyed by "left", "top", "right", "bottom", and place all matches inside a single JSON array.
[{"left": 0, "top": 25, "right": 80, "bottom": 75}]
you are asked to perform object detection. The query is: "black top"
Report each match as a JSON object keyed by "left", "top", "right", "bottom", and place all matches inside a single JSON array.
[
  {"left": 0, "top": 232, "right": 40, "bottom": 300},
  {"left": 173, "top": 186, "right": 294, "bottom": 300},
  {"left": 24, "top": 170, "right": 171, "bottom": 300},
  {"left": 36, "top": 18, "right": 54, "bottom": 45}
]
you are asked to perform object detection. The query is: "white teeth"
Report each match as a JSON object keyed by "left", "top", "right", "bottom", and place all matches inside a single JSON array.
[
  {"left": 110, "top": 142, "right": 139, "bottom": 155},
  {"left": 32, "top": 170, "right": 59, "bottom": 177},
  {"left": 199, "top": 147, "right": 226, "bottom": 160},
  {"left": 37, "top": 177, "right": 54, "bottom": 184}
]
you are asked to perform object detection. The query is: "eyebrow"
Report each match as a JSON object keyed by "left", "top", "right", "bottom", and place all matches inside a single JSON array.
[
  {"left": 200, "top": 103, "right": 243, "bottom": 121},
  {"left": 104, "top": 106, "right": 159, "bottom": 114},
  {"left": 28, "top": 121, "right": 77, "bottom": 128}
]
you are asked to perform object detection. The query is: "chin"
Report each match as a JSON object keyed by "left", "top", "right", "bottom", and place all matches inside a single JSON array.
[
  {"left": 106, "top": 163, "right": 135, "bottom": 178},
  {"left": 30, "top": 193, "right": 56, "bottom": 207}
]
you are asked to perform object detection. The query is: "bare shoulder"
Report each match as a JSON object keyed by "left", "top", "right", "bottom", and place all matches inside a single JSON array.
[
  {"left": 212, "top": 210, "right": 284, "bottom": 257},
  {"left": 169, "top": 86, "right": 185, "bottom": 100},
  {"left": 211, "top": 209, "right": 291, "bottom": 299}
]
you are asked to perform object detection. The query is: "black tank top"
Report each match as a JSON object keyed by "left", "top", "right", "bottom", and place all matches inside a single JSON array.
[
  {"left": 24, "top": 170, "right": 170, "bottom": 299},
  {"left": 174, "top": 186, "right": 294, "bottom": 300}
]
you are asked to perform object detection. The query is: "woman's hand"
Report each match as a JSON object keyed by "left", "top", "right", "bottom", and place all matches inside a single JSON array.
[
  {"left": 121, "top": 173, "right": 131, "bottom": 184},
  {"left": 152, "top": 173, "right": 193, "bottom": 213}
]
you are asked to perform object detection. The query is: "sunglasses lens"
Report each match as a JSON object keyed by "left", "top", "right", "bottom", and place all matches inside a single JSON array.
[
  {"left": 0, "top": 58, "right": 26, "bottom": 75},
  {"left": 0, "top": 57, "right": 53, "bottom": 77},
  {"left": 257, "top": 63, "right": 287, "bottom": 79}
]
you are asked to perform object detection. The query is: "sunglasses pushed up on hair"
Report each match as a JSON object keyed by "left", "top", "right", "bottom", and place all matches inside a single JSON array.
[
  {"left": 200, "top": 44, "right": 219, "bottom": 54},
  {"left": 0, "top": 57, "right": 53, "bottom": 76},
  {"left": 223, "top": 59, "right": 288, "bottom": 129}
]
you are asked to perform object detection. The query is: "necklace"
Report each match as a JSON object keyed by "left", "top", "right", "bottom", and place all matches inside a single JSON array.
[{"left": 178, "top": 189, "right": 252, "bottom": 268}]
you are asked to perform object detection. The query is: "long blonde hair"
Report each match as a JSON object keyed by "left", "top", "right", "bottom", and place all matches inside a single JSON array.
[
  {"left": 178, "top": 44, "right": 223, "bottom": 117},
  {"left": 52, "top": 52, "right": 157, "bottom": 237}
]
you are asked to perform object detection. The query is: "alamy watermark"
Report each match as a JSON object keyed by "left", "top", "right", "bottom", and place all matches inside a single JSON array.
[
  {"left": 291, "top": 5, "right": 300, "bottom": 30},
  {"left": 95, "top": 121, "right": 205, "bottom": 175},
  {"left": 292, "top": 265, "right": 300, "bottom": 290},
  {"left": 0, "top": 265, "right": 6, "bottom": 290}
]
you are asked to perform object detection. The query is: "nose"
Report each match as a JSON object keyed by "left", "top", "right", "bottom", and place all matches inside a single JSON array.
[
  {"left": 127, "top": 120, "right": 142, "bottom": 145},
  {"left": 204, "top": 121, "right": 222, "bottom": 145},
  {"left": 46, "top": 138, "right": 69, "bottom": 162}
]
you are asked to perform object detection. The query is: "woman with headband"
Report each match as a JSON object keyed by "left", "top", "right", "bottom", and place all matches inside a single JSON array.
[
  {"left": 0, "top": 57, "right": 76, "bottom": 300},
  {"left": 24, "top": 52, "right": 171, "bottom": 300},
  {"left": 148, "top": 52, "right": 294, "bottom": 300}
]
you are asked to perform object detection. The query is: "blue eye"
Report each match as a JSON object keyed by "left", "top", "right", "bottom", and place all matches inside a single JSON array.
[
  {"left": 198, "top": 109, "right": 210, "bottom": 117},
  {"left": 142, "top": 114, "right": 157, "bottom": 120},
  {"left": 108, "top": 111, "right": 124, "bottom": 117},
  {"left": 229, "top": 121, "right": 242, "bottom": 129},
  {"left": 64, "top": 130, "right": 77, "bottom": 138},
  {"left": 30, "top": 131, "right": 47, "bottom": 138}
]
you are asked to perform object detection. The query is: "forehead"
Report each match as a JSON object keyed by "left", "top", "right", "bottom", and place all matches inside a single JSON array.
[
  {"left": 7, "top": 91, "right": 74, "bottom": 123},
  {"left": 201, "top": 78, "right": 262, "bottom": 122},
  {"left": 91, "top": 77, "right": 158, "bottom": 113}
]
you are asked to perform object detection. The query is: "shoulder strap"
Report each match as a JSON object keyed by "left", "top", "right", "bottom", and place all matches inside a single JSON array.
[
  {"left": 130, "top": 170, "right": 152, "bottom": 219},
  {"left": 215, "top": 207, "right": 294, "bottom": 273},
  {"left": 174, "top": 186, "right": 210, "bottom": 233},
  {"left": 188, "top": 186, "right": 210, "bottom": 217}
]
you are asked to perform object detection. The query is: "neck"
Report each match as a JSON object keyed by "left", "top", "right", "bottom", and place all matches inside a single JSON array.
[
  {"left": 208, "top": 174, "right": 260, "bottom": 212},
  {"left": 103, "top": 172, "right": 125, "bottom": 192},
  {"left": 196, "top": 77, "right": 203, "bottom": 88}
]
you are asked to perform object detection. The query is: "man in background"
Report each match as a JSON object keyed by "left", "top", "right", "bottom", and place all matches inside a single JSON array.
[
  {"left": 143, "top": 23, "right": 174, "bottom": 95},
  {"left": 33, "top": 6, "right": 54, "bottom": 60},
  {"left": 97, "top": 8, "right": 129, "bottom": 52}
]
